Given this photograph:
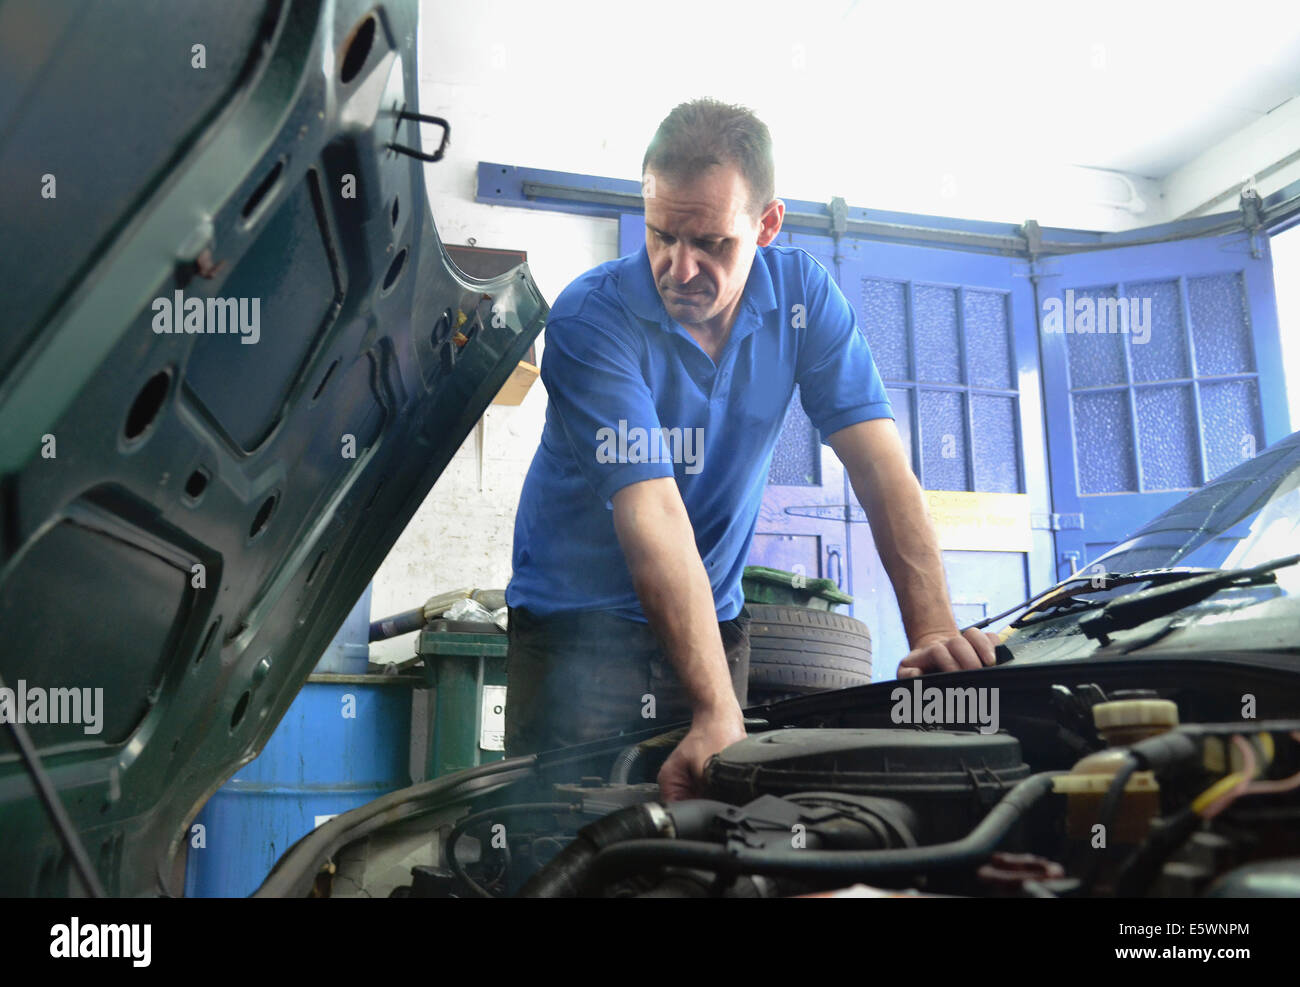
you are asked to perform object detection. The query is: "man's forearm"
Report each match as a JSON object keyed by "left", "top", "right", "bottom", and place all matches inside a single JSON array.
[
  {"left": 828, "top": 421, "right": 959, "bottom": 647},
  {"left": 611, "top": 477, "right": 747, "bottom": 800},
  {"left": 851, "top": 462, "right": 960, "bottom": 646},
  {"left": 611, "top": 478, "right": 740, "bottom": 717}
]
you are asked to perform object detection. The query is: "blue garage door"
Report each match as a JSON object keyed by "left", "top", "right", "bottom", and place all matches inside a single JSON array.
[
  {"left": 1038, "top": 231, "right": 1290, "bottom": 576},
  {"left": 833, "top": 235, "right": 1051, "bottom": 678}
]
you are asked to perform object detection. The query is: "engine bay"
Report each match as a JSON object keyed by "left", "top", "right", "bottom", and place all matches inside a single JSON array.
[{"left": 309, "top": 662, "right": 1300, "bottom": 899}]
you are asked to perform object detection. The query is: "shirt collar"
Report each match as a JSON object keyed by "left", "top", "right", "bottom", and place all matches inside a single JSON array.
[{"left": 619, "top": 243, "right": 780, "bottom": 332}]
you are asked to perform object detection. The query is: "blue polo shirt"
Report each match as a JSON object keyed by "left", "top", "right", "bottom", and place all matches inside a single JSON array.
[{"left": 506, "top": 242, "right": 893, "bottom": 623}]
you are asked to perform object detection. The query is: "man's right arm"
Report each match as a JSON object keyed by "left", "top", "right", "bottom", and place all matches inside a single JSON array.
[
  {"left": 610, "top": 476, "right": 746, "bottom": 801},
  {"left": 533, "top": 310, "right": 744, "bottom": 796}
]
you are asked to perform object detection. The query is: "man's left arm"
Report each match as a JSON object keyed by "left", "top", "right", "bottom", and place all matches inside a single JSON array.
[
  {"left": 826, "top": 419, "right": 1000, "bottom": 677},
  {"left": 793, "top": 253, "right": 998, "bottom": 677}
]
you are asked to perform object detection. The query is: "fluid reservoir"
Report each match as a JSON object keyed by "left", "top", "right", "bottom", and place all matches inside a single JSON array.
[
  {"left": 1094, "top": 697, "right": 1179, "bottom": 747},
  {"left": 1054, "top": 697, "right": 1179, "bottom": 847}
]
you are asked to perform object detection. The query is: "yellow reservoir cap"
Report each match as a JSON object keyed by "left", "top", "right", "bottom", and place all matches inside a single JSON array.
[
  {"left": 1093, "top": 699, "right": 1179, "bottom": 733},
  {"left": 1092, "top": 697, "right": 1185, "bottom": 743}
]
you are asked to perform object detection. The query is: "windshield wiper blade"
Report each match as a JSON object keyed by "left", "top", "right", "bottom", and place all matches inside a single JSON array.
[
  {"left": 968, "top": 567, "right": 1220, "bottom": 632},
  {"left": 1078, "top": 554, "right": 1300, "bottom": 645}
]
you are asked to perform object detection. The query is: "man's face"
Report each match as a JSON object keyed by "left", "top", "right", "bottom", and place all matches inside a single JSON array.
[{"left": 643, "top": 164, "right": 782, "bottom": 332}]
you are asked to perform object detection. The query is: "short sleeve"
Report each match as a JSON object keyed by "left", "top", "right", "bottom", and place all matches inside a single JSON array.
[
  {"left": 539, "top": 314, "right": 676, "bottom": 505},
  {"left": 794, "top": 256, "right": 894, "bottom": 441}
]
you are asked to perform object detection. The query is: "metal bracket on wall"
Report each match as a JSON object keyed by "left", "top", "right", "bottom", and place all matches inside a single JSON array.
[
  {"left": 828, "top": 196, "right": 848, "bottom": 265},
  {"left": 1010, "top": 219, "right": 1060, "bottom": 280},
  {"left": 829, "top": 196, "right": 848, "bottom": 236},
  {"left": 1240, "top": 186, "right": 1266, "bottom": 259}
]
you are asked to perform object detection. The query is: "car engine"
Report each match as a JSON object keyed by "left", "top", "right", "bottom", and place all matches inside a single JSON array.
[{"left": 323, "top": 675, "right": 1300, "bottom": 899}]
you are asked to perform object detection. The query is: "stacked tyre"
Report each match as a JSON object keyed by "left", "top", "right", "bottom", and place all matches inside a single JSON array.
[{"left": 745, "top": 604, "right": 873, "bottom": 704}]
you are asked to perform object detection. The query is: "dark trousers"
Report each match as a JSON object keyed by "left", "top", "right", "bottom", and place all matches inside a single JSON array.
[{"left": 503, "top": 605, "right": 750, "bottom": 757}]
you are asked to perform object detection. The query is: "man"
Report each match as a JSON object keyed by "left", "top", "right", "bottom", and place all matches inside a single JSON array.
[{"left": 504, "top": 99, "right": 998, "bottom": 800}]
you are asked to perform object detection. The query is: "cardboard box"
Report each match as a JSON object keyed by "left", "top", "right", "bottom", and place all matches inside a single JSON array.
[{"left": 491, "top": 360, "right": 539, "bottom": 405}]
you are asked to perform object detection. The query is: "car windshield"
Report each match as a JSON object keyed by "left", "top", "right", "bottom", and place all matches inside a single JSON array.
[{"left": 1086, "top": 430, "right": 1300, "bottom": 600}]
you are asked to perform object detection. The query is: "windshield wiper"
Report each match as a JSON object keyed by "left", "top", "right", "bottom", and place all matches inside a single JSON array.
[
  {"left": 1078, "top": 554, "right": 1300, "bottom": 646},
  {"left": 969, "top": 567, "right": 1220, "bottom": 632}
]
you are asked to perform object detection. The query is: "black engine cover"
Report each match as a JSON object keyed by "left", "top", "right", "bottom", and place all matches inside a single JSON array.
[{"left": 705, "top": 728, "right": 1031, "bottom": 843}]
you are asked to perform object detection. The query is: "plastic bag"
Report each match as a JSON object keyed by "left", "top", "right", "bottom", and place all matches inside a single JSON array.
[{"left": 444, "top": 597, "right": 496, "bottom": 624}]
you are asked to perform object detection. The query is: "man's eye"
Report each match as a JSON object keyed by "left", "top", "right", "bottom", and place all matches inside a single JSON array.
[{"left": 656, "top": 232, "right": 675, "bottom": 245}]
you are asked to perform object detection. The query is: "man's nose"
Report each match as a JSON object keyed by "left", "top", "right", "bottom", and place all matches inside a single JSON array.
[{"left": 667, "top": 242, "right": 699, "bottom": 286}]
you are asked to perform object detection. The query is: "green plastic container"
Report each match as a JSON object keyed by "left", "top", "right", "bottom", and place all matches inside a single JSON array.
[
  {"left": 417, "top": 627, "right": 509, "bottom": 779},
  {"left": 741, "top": 565, "right": 853, "bottom": 612}
]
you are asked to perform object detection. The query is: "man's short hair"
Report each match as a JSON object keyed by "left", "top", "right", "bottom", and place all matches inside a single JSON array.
[{"left": 642, "top": 99, "right": 775, "bottom": 217}]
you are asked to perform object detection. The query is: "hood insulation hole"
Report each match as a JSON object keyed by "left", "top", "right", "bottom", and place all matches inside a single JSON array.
[
  {"left": 340, "top": 15, "right": 376, "bottom": 84},
  {"left": 184, "top": 468, "right": 209, "bottom": 500},
  {"left": 241, "top": 158, "right": 284, "bottom": 221},
  {"left": 382, "top": 248, "right": 407, "bottom": 292},
  {"left": 230, "top": 691, "right": 250, "bottom": 730},
  {"left": 123, "top": 369, "right": 171, "bottom": 442},
  {"left": 249, "top": 492, "right": 278, "bottom": 540}
]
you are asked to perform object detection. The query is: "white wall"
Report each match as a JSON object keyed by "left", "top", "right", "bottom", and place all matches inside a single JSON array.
[
  {"left": 369, "top": 1, "right": 1300, "bottom": 655},
  {"left": 370, "top": 9, "right": 621, "bottom": 654}
]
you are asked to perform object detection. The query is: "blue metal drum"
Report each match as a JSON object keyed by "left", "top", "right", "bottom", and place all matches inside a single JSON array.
[{"left": 184, "top": 585, "right": 414, "bottom": 897}]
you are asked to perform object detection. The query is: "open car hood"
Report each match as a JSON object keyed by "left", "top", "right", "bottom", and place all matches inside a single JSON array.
[{"left": 0, "top": 0, "right": 547, "bottom": 896}]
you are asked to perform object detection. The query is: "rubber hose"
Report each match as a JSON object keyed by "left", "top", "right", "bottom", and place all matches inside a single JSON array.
[
  {"left": 517, "top": 804, "right": 666, "bottom": 898},
  {"left": 517, "top": 799, "right": 732, "bottom": 898},
  {"left": 589, "top": 771, "right": 1062, "bottom": 887}
]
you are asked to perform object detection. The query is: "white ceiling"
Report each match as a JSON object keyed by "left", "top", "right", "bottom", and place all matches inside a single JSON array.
[
  {"left": 832, "top": 0, "right": 1300, "bottom": 176},
  {"left": 467, "top": 0, "right": 1300, "bottom": 179},
  {"left": 425, "top": 0, "right": 1300, "bottom": 224}
]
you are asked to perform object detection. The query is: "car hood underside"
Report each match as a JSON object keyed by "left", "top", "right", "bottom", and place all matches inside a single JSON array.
[{"left": 0, "top": 0, "right": 547, "bottom": 896}]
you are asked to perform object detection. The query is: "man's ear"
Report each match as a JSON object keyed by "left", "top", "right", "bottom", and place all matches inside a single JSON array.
[{"left": 755, "top": 199, "right": 785, "bottom": 247}]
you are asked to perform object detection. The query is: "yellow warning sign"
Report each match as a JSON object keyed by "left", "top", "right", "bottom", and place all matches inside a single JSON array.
[{"left": 922, "top": 490, "right": 1031, "bottom": 553}]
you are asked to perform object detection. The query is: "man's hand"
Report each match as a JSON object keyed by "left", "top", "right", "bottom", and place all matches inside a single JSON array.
[
  {"left": 657, "top": 705, "right": 747, "bottom": 802},
  {"left": 897, "top": 626, "right": 1001, "bottom": 678}
]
